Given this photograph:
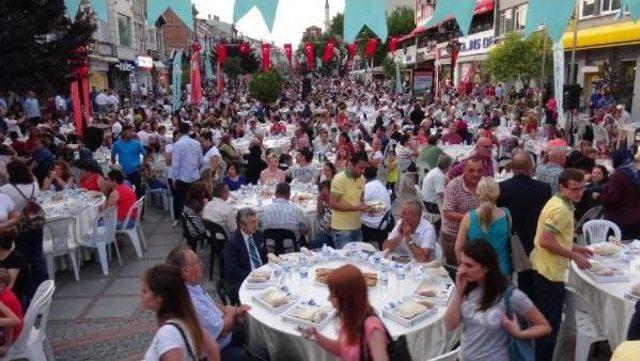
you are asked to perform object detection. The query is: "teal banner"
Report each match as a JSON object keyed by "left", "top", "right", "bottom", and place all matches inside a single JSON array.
[
  {"left": 233, "top": 0, "right": 280, "bottom": 32},
  {"left": 172, "top": 51, "right": 184, "bottom": 112},
  {"left": 524, "top": 0, "right": 575, "bottom": 43},
  {"left": 426, "top": 0, "right": 476, "bottom": 36},
  {"left": 343, "top": 0, "right": 388, "bottom": 43}
]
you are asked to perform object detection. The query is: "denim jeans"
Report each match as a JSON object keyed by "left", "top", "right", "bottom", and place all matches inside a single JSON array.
[{"left": 331, "top": 229, "right": 362, "bottom": 249}]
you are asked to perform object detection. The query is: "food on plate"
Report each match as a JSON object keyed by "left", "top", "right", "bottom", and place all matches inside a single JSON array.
[
  {"left": 589, "top": 260, "right": 604, "bottom": 271},
  {"left": 592, "top": 242, "right": 622, "bottom": 256},
  {"left": 365, "top": 201, "right": 386, "bottom": 213},
  {"left": 267, "top": 253, "right": 282, "bottom": 265},
  {"left": 248, "top": 269, "right": 271, "bottom": 283},
  {"left": 363, "top": 272, "right": 378, "bottom": 287},
  {"left": 416, "top": 283, "right": 440, "bottom": 297},
  {"left": 594, "top": 268, "right": 615, "bottom": 277},
  {"left": 259, "top": 188, "right": 275, "bottom": 198},
  {"left": 315, "top": 268, "right": 334, "bottom": 284},
  {"left": 290, "top": 306, "right": 331, "bottom": 323},
  {"left": 292, "top": 193, "right": 314, "bottom": 202},
  {"left": 395, "top": 300, "right": 429, "bottom": 319},
  {"left": 260, "top": 289, "right": 289, "bottom": 307}
]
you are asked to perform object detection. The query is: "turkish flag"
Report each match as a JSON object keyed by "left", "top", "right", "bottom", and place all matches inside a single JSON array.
[
  {"left": 388, "top": 37, "right": 398, "bottom": 53},
  {"left": 216, "top": 44, "right": 227, "bottom": 64},
  {"left": 451, "top": 48, "right": 460, "bottom": 75},
  {"left": 261, "top": 43, "right": 271, "bottom": 71},
  {"left": 284, "top": 44, "right": 293, "bottom": 67},
  {"left": 190, "top": 43, "right": 202, "bottom": 105},
  {"left": 304, "top": 42, "right": 315, "bottom": 70},
  {"left": 365, "top": 38, "right": 378, "bottom": 58},
  {"left": 322, "top": 41, "right": 335, "bottom": 63},
  {"left": 239, "top": 42, "right": 250, "bottom": 56},
  {"left": 347, "top": 42, "right": 358, "bottom": 58}
]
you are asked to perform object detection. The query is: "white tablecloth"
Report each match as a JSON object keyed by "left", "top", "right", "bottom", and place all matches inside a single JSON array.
[
  {"left": 232, "top": 137, "right": 291, "bottom": 156},
  {"left": 239, "top": 259, "right": 452, "bottom": 361},
  {"left": 567, "top": 259, "right": 638, "bottom": 349}
]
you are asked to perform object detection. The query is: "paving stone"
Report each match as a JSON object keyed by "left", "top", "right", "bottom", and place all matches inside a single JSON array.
[
  {"left": 119, "top": 259, "right": 162, "bottom": 277},
  {"left": 102, "top": 278, "right": 141, "bottom": 296},
  {"left": 55, "top": 278, "right": 110, "bottom": 298},
  {"left": 49, "top": 298, "right": 92, "bottom": 320},
  {"left": 85, "top": 296, "right": 139, "bottom": 319},
  {"left": 141, "top": 245, "right": 176, "bottom": 260}
]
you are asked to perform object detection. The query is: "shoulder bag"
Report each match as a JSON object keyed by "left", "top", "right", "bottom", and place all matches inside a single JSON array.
[
  {"left": 359, "top": 314, "right": 412, "bottom": 361},
  {"left": 503, "top": 208, "right": 531, "bottom": 272}
]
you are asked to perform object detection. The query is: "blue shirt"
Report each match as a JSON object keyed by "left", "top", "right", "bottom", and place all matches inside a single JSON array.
[
  {"left": 171, "top": 135, "right": 203, "bottom": 183},
  {"left": 467, "top": 209, "right": 512, "bottom": 277},
  {"left": 111, "top": 139, "right": 145, "bottom": 174},
  {"left": 224, "top": 175, "right": 247, "bottom": 191},
  {"left": 186, "top": 284, "right": 232, "bottom": 349},
  {"left": 22, "top": 98, "right": 41, "bottom": 119}
]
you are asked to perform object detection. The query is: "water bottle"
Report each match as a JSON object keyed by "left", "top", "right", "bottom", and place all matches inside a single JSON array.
[
  {"left": 395, "top": 263, "right": 405, "bottom": 281},
  {"left": 299, "top": 260, "right": 309, "bottom": 280},
  {"left": 380, "top": 271, "right": 389, "bottom": 286}
]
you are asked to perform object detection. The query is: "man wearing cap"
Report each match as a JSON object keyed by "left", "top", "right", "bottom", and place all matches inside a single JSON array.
[{"left": 447, "top": 137, "right": 496, "bottom": 178}]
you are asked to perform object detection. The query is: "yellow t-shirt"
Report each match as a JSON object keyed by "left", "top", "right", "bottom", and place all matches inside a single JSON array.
[
  {"left": 612, "top": 341, "right": 640, "bottom": 361},
  {"left": 530, "top": 195, "right": 576, "bottom": 282},
  {"left": 330, "top": 170, "right": 365, "bottom": 230},
  {"left": 387, "top": 161, "right": 398, "bottom": 183}
]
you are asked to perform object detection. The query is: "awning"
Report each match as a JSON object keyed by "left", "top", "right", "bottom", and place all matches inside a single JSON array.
[
  {"left": 562, "top": 21, "right": 640, "bottom": 50},
  {"left": 408, "top": 0, "right": 495, "bottom": 37},
  {"left": 88, "top": 54, "right": 119, "bottom": 64}
]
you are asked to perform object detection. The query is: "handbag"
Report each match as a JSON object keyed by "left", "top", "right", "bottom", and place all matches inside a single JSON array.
[
  {"left": 504, "top": 285, "right": 535, "bottom": 361},
  {"left": 359, "top": 314, "right": 412, "bottom": 361},
  {"left": 503, "top": 208, "right": 532, "bottom": 272},
  {"left": 13, "top": 184, "right": 45, "bottom": 232}
]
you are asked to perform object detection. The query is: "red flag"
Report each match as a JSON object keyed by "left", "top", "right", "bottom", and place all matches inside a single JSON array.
[
  {"left": 322, "top": 41, "right": 335, "bottom": 63},
  {"left": 261, "top": 43, "right": 271, "bottom": 71},
  {"left": 304, "top": 42, "right": 315, "bottom": 70},
  {"left": 70, "top": 81, "right": 82, "bottom": 136},
  {"left": 190, "top": 42, "right": 202, "bottom": 105},
  {"left": 216, "top": 44, "right": 227, "bottom": 64},
  {"left": 347, "top": 42, "right": 358, "bottom": 58},
  {"left": 284, "top": 44, "right": 293, "bottom": 67},
  {"left": 217, "top": 62, "right": 223, "bottom": 95},
  {"left": 388, "top": 37, "right": 398, "bottom": 53},
  {"left": 451, "top": 48, "right": 460, "bottom": 76},
  {"left": 365, "top": 38, "right": 378, "bottom": 58},
  {"left": 239, "top": 42, "right": 250, "bottom": 56}
]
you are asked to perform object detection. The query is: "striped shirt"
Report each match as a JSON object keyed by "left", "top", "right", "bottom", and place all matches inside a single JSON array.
[
  {"left": 286, "top": 164, "right": 318, "bottom": 184},
  {"left": 441, "top": 176, "right": 480, "bottom": 237},
  {"left": 260, "top": 198, "right": 307, "bottom": 233}
]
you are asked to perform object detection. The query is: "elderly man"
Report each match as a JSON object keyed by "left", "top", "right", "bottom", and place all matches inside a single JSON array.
[
  {"left": 382, "top": 199, "right": 436, "bottom": 262},
  {"left": 223, "top": 208, "right": 266, "bottom": 304},
  {"left": 166, "top": 245, "right": 257, "bottom": 361},
  {"left": 260, "top": 182, "right": 308, "bottom": 243},
  {"left": 203, "top": 182, "right": 237, "bottom": 234},
  {"left": 448, "top": 136, "right": 495, "bottom": 178},
  {"left": 422, "top": 154, "right": 453, "bottom": 214},
  {"left": 536, "top": 146, "right": 566, "bottom": 194},
  {"left": 441, "top": 157, "right": 482, "bottom": 265}
]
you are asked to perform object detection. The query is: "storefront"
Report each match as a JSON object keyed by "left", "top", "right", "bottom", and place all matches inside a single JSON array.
[
  {"left": 562, "top": 21, "right": 640, "bottom": 118},
  {"left": 453, "top": 29, "right": 495, "bottom": 85},
  {"left": 88, "top": 59, "right": 112, "bottom": 91},
  {"left": 134, "top": 56, "right": 153, "bottom": 95},
  {"left": 110, "top": 61, "right": 134, "bottom": 95}
]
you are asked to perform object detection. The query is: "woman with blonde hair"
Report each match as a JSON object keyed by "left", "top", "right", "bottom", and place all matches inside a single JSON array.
[{"left": 455, "top": 177, "right": 512, "bottom": 277}]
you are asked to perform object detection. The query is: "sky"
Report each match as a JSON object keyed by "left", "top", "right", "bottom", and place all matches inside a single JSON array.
[{"left": 192, "top": 0, "right": 346, "bottom": 47}]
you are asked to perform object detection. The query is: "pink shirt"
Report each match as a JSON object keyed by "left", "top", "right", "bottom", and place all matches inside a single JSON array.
[{"left": 338, "top": 316, "right": 389, "bottom": 361}]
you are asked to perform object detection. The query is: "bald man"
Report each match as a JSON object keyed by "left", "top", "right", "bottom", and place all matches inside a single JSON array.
[
  {"left": 497, "top": 152, "right": 552, "bottom": 299},
  {"left": 447, "top": 137, "right": 496, "bottom": 178},
  {"left": 535, "top": 146, "right": 567, "bottom": 194}
]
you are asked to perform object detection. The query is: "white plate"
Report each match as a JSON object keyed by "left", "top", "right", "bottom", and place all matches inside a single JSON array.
[
  {"left": 382, "top": 298, "right": 438, "bottom": 327},
  {"left": 414, "top": 282, "right": 455, "bottom": 306},
  {"left": 245, "top": 269, "right": 283, "bottom": 290},
  {"left": 282, "top": 302, "right": 337, "bottom": 330},
  {"left": 252, "top": 287, "right": 299, "bottom": 314}
]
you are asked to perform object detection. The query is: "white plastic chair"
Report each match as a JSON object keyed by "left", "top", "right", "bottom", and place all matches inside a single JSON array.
[
  {"left": 77, "top": 206, "right": 122, "bottom": 275},
  {"left": 433, "top": 242, "right": 444, "bottom": 263},
  {"left": 116, "top": 196, "right": 146, "bottom": 258},
  {"left": 344, "top": 242, "right": 377, "bottom": 253},
  {"left": 582, "top": 219, "right": 622, "bottom": 245},
  {"left": 43, "top": 217, "right": 79, "bottom": 282},
  {"left": 552, "top": 287, "right": 607, "bottom": 361},
  {"left": 0, "top": 280, "right": 56, "bottom": 361},
  {"left": 426, "top": 348, "right": 459, "bottom": 361}
]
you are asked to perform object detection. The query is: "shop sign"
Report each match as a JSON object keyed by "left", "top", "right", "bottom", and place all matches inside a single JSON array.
[
  {"left": 136, "top": 56, "right": 153, "bottom": 69},
  {"left": 89, "top": 61, "right": 109, "bottom": 72},
  {"left": 115, "top": 62, "right": 134, "bottom": 72},
  {"left": 413, "top": 70, "right": 433, "bottom": 93},
  {"left": 458, "top": 30, "right": 494, "bottom": 57}
]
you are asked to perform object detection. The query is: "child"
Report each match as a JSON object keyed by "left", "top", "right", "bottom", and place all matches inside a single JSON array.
[
  {"left": 385, "top": 149, "right": 398, "bottom": 202},
  {"left": 0, "top": 269, "right": 22, "bottom": 354}
]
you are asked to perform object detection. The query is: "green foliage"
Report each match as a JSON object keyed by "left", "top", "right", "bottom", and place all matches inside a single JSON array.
[
  {"left": 0, "top": 0, "right": 96, "bottom": 95},
  {"left": 222, "top": 56, "right": 244, "bottom": 77},
  {"left": 387, "top": 7, "right": 415, "bottom": 36},
  {"left": 485, "top": 31, "right": 553, "bottom": 84},
  {"left": 249, "top": 69, "right": 283, "bottom": 104},
  {"left": 382, "top": 56, "right": 395, "bottom": 79},
  {"left": 328, "top": 13, "right": 344, "bottom": 39}
]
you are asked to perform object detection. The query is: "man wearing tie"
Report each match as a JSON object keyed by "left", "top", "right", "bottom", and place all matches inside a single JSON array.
[{"left": 223, "top": 207, "right": 266, "bottom": 304}]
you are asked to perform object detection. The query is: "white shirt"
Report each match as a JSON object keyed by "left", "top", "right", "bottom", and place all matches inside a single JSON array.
[
  {"left": 202, "top": 146, "right": 221, "bottom": 170},
  {"left": 107, "top": 94, "right": 120, "bottom": 108},
  {"left": 137, "top": 131, "right": 152, "bottom": 147},
  {"left": 111, "top": 121, "right": 122, "bottom": 139},
  {"left": 0, "top": 194, "right": 15, "bottom": 222},
  {"left": 0, "top": 182, "right": 40, "bottom": 213},
  {"left": 144, "top": 321, "right": 195, "bottom": 361},
  {"left": 95, "top": 93, "right": 109, "bottom": 106},
  {"left": 361, "top": 180, "right": 391, "bottom": 229},
  {"left": 387, "top": 218, "right": 436, "bottom": 261},
  {"left": 422, "top": 167, "right": 446, "bottom": 204},
  {"left": 202, "top": 197, "right": 237, "bottom": 234}
]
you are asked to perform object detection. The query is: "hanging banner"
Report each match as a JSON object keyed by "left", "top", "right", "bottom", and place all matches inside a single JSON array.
[
  {"left": 217, "top": 62, "right": 223, "bottom": 95},
  {"left": 216, "top": 44, "right": 228, "bottom": 65},
  {"left": 553, "top": 41, "right": 565, "bottom": 126},
  {"left": 322, "top": 41, "right": 335, "bottom": 63},
  {"left": 204, "top": 51, "right": 214, "bottom": 81},
  {"left": 239, "top": 42, "right": 251, "bottom": 56},
  {"left": 233, "top": 0, "right": 280, "bottom": 32},
  {"left": 619, "top": 0, "right": 640, "bottom": 21},
  {"left": 434, "top": 48, "right": 440, "bottom": 97},
  {"left": 365, "top": 39, "right": 378, "bottom": 58},
  {"left": 347, "top": 43, "right": 358, "bottom": 59},
  {"left": 261, "top": 43, "right": 271, "bottom": 71},
  {"left": 284, "top": 44, "right": 293, "bottom": 67},
  {"left": 304, "top": 42, "right": 315, "bottom": 70},
  {"left": 172, "top": 50, "right": 183, "bottom": 111},
  {"left": 388, "top": 37, "right": 398, "bottom": 53},
  {"left": 70, "top": 81, "right": 82, "bottom": 136},
  {"left": 190, "top": 43, "right": 202, "bottom": 105},
  {"left": 426, "top": 0, "right": 476, "bottom": 36},
  {"left": 524, "top": 0, "right": 575, "bottom": 43},
  {"left": 344, "top": 0, "right": 388, "bottom": 43}
]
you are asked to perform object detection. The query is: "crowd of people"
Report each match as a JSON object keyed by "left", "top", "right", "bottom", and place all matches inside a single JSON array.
[{"left": 0, "top": 69, "right": 639, "bottom": 360}]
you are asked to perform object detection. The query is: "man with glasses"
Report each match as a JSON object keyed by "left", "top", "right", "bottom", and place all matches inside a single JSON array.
[
  {"left": 447, "top": 137, "right": 496, "bottom": 178},
  {"left": 529, "top": 168, "right": 593, "bottom": 361}
]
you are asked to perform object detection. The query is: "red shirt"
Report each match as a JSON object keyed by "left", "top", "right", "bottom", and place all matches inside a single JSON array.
[
  {"left": 114, "top": 184, "right": 137, "bottom": 221},
  {"left": 79, "top": 173, "right": 101, "bottom": 191},
  {"left": 0, "top": 288, "right": 23, "bottom": 341}
]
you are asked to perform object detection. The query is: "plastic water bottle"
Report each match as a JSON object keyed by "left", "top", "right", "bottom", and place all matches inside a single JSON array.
[
  {"left": 299, "top": 264, "right": 308, "bottom": 280},
  {"left": 395, "top": 263, "right": 405, "bottom": 281},
  {"left": 322, "top": 244, "right": 330, "bottom": 258},
  {"left": 380, "top": 271, "right": 389, "bottom": 286}
]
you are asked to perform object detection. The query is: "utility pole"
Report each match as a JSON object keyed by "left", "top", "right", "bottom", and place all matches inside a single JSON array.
[
  {"left": 538, "top": 27, "right": 548, "bottom": 125},
  {"left": 567, "top": 0, "right": 580, "bottom": 144}
]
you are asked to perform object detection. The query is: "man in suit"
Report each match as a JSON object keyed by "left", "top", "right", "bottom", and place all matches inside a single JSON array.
[
  {"left": 497, "top": 152, "right": 552, "bottom": 299},
  {"left": 223, "top": 207, "right": 267, "bottom": 304}
]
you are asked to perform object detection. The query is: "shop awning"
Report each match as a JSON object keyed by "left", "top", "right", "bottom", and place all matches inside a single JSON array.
[
  {"left": 562, "top": 21, "right": 640, "bottom": 50},
  {"left": 407, "top": 0, "right": 495, "bottom": 38},
  {"left": 88, "top": 54, "right": 119, "bottom": 64}
]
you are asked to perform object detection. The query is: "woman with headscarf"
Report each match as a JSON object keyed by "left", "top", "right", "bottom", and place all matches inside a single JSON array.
[{"left": 599, "top": 149, "right": 640, "bottom": 239}]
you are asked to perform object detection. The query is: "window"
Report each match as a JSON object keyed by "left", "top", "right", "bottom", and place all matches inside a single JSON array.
[
  {"left": 580, "top": 0, "right": 596, "bottom": 18},
  {"left": 515, "top": 4, "right": 527, "bottom": 31},
  {"left": 117, "top": 14, "right": 132, "bottom": 47},
  {"left": 601, "top": 0, "right": 622, "bottom": 13},
  {"left": 498, "top": 9, "right": 513, "bottom": 35}
]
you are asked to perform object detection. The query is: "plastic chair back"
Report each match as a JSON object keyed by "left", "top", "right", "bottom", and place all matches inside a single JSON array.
[
  {"left": 45, "top": 217, "right": 75, "bottom": 255},
  {"left": 582, "top": 219, "right": 622, "bottom": 245},
  {"left": 121, "top": 196, "right": 145, "bottom": 230},
  {"left": 263, "top": 229, "right": 298, "bottom": 255},
  {"left": 11, "top": 280, "right": 55, "bottom": 354}
]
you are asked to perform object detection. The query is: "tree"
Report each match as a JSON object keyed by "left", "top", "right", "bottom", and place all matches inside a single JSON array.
[
  {"left": 0, "top": 0, "right": 96, "bottom": 95},
  {"left": 387, "top": 7, "right": 415, "bottom": 37},
  {"left": 222, "top": 56, "right": 244, "bottom": 78},
  {"left": 250, "top": 69, "right": 283, "bottom": 104},
  {"left": 484, "top": 31, "right": 552, "bottom": 85},
  {"left": 328, "top": 13, "right": 344, "bottom": 38}
]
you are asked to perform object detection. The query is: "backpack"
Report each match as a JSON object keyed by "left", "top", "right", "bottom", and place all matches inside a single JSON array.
[
  {"left": 13, "top": 184, "right": 45, "bottom": 231},
  {"left": 360, "top": 315, "right": 412, "bottom": 361}
]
